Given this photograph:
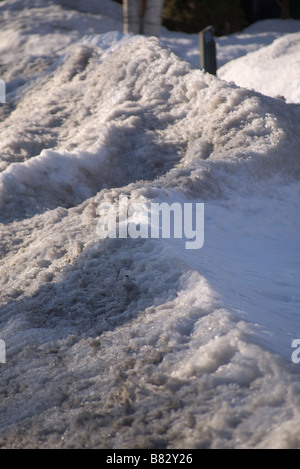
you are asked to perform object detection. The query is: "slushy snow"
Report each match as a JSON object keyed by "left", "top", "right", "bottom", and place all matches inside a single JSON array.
[{"left": 0, "top": 0, "right": 300, "bottom": 449}]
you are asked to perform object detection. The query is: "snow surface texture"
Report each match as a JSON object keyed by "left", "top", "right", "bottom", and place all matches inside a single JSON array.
[
  {"left": 218, "top": 31, "right": 300, "bottom": 103},
  {"left": 1, "top": 0, "right": 300, "bottom": 449}
]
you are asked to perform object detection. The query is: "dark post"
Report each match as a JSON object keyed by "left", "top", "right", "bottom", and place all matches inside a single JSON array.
[{"left": 199, "top": 26, "right": 217, "bottom": 76}]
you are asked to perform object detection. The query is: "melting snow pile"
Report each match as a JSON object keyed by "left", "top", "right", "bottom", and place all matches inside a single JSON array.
[{"left": 0, "top": 0, "right": 300, "bottom": 449}]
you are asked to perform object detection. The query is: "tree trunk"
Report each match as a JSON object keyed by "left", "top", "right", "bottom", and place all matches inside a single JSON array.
[
  {"left": 143, "top": 0, "right": 164, "bottom": 36},
  {"left": 123, "top": 0, "right": 164, "bottom": 37},
  {"left": 123, "top": 0, "right": 143, "bottom": 34}
]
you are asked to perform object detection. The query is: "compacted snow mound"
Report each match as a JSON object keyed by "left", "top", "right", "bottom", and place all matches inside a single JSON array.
[
  {"left": 1, "top": 7, "right": 300, "bottom": 450},
  {"left": 1, "top": 34, "right": 300, "bottom": 222}
]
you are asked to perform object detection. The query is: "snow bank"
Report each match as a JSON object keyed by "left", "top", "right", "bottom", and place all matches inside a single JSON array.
[
  {"left": 218, "top": 31, "right": 300, "bottom": 102},
  {"left": 1, "top": 0, "right": 300, "bottom": 450},
  {"left": 1, "top": 32, "right": 300, "bottom": 219},
  {"left": 216, "top": 18, "right": 300, "bottom": 66}
]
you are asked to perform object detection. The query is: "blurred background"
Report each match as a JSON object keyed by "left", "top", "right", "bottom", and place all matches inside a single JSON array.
[{"left": 114, "top": 0, "right": 300, "bottom": 36}]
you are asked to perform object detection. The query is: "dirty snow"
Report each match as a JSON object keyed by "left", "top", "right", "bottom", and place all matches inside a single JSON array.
[{"left": 0, "top": 0, "right": 300, "bottom": 449}]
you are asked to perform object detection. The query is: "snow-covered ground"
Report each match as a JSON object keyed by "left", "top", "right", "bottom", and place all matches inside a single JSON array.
[{"left": 0, "top": 0, "right": 300, "bottom": 449}]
